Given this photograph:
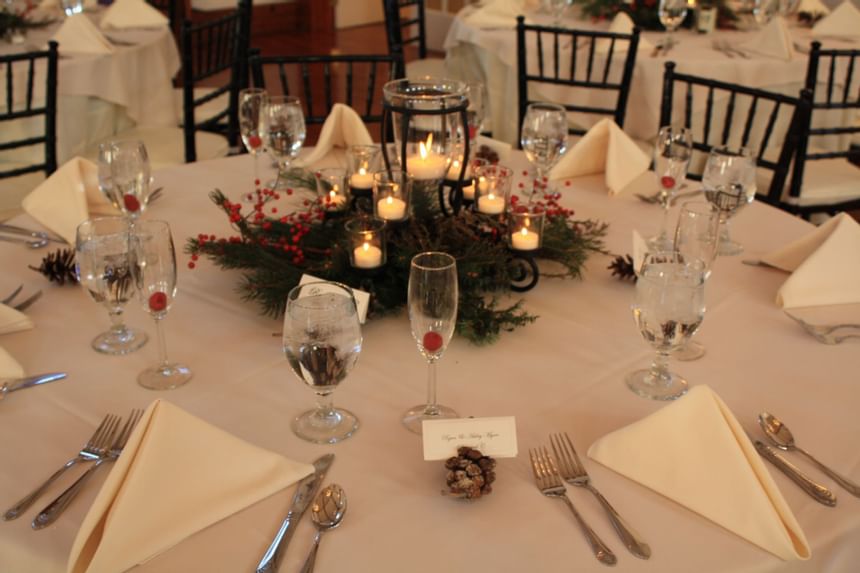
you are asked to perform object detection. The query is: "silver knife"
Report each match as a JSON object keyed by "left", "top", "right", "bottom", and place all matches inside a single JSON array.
[
  {"left": 256, "top": 453, "right": 334, "bottom": 573},
  {"left": 754, "top": 440, "right": 837, "bottom": 507},
  {"left": 0, "top": 373, "right": 67, "bottom": 400}
]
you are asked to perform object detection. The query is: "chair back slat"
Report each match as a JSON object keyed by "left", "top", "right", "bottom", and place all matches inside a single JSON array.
[
  {"left": 604, "top": 39, "right": 616, "bottom": 83},
  {"left": 383, "top": 0, "right": 428, "bottom": 61},
  {"left": 844, "top": 56, "right": 855, "bottom": 103},
  {"left": 684, "top": 81, "right": 692, "bottom": 129},
  {"left": 5, "top": 63, "right": 12, "bottom": 114},
  {"left": 301, "top": 62, "right": 313, "bottom": 117},
  {"left": 759, "top": 101, "right": 781, "bottom": 159},
  {"left": 585, "top": 37, "right": 596, "bottom": 83},
  {"left": 741, "top": 95, "right": 759, "bottom": 148},
  {"left": 366, "top": 62, "right": 378, "bottom": 117},
  {"left": 826, "top": 55, "right": 836, "bottom": 104},
  {"left": 703, "top": 86, "right": 714, "bottom": 143},
  {"left": 537, "top": 31, "right": 544, "bottom": 78}
]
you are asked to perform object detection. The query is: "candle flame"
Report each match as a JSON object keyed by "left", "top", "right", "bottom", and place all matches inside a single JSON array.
[
  {"left": 520, "top": 227, "right": 529, "bottom": 237},
  {"left": 328, "top": 190, "right": 337, "bottom": 200},
  {"left": 488, "top": 192, "right": 496, "bottom": 200},
  {"left": 386, "top": 196, "right": 394, "bottom": 205},
  {"left": 362, "top": 241, "right": 370, "bottom": 252},
  {"left": 359, "top": 167, "right": 367, "bottom": 175},
  {"left": 418, "top": 133, "right": 433, "bottom": 160}
]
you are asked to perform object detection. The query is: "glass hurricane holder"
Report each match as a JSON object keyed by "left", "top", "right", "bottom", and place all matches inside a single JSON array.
[
  {"left": 403, "top": 252, "right": 459, "bottom": 434},
  {"left": 459, "top": 157, "right": 488, "bottom": 204},
  {"left": 346, "top": 217, "right": 386, "bottom": 270},
  {"left": 346, "top": 144, "right": 382, "bottom": 205},
  {"left": 474, "top": 164, "right": 513, "bottom": 216},
  {"left": 263, "top": 95, "right": 306, "bottom": 190},
  {"left": 649, "top": 125, "right": 693, "bottom": 251},
  {"left": 283, "top": 281, "right": 362, "bottom": 444},
  {"left": 238, "top": 88, "right": 268, "bottom": 194},
  {"left": 702, "top": 146, "right": 757, "bottom": 256},
  {"left": 129, "top": 220, "right": 192, "bottom": 390},
  {"left": 658, "top": 0, "right": 689, "bottom": 49},
  {"left": 315, "top": 168, "right": 351, "bottom": 217},
  {"left": 75, "top": 217, "right": 148, "bottom": 355},
  {"left": 627, "top": 252, "right": 705, "bottom": 401},
  {"left": 381, "top": 78, "right": 469, "bottom": 216},
  {"left": 520, "top": 102, "right": 568, "bottom": 199},
  {"left": 372, "top": 169, "right": 412, "bottom": 223},
  {"left": 108, "top": 140, "right": 152, "bottom": 220}
]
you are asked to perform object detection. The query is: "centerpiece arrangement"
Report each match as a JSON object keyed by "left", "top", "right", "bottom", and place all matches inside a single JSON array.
[
  {"left": 578, "top": 0, "right": 738, "bottom": 30},
  {"left": 187, "top": 79, "right": 608, "bottom": 345}
]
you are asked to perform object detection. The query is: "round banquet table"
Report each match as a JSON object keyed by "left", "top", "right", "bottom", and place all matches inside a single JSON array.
[{"left": 0, "top": 151, "right": 858, "bottom": 572}]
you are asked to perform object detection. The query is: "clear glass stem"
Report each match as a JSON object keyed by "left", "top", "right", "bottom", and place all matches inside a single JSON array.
[
  {"left": 316, "top": 392, "right": 337, "bottom": 419},
  {"left": 107, "top": 307, "right": 125, "bottom": 331},
  {"left": 531, "top": 166, "right": 545, "bottom": 202},
  {"left": 656, "top": 198, "right": 671, "bottom": 245},
  {"left": 424, "top": 359, "right": 439, "bottom": 416},
  {"left": 253, "top": 153, "right": 259, "bottom": 185},
  {"left": 649, "top": 350, "right": 672, "bottom": 387},
  {"left": 154, "top": 316, "right": 169, "bottom": 368},
  {"left": 720, "top": 218, "right": 733, "bottom": 245}
]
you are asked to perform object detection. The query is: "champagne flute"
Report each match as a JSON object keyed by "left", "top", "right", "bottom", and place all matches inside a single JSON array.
[
  {"left": 658, "top": 0, "right": 688, "bottom": 51},
  {"left": 75, "top": 217, "right": 148, "bottom": 355},
  {"left": 107, "top": 140, "right": 152, "bottom": 220},
  {"left": 520, "top": 102, "right": 568, "bottom": 199},
  {"left": 702, "top": 146, "right": 757, "bottom": 256},
  {"left": 403, "top": 252, "right": 459, "bottom": 434},
  {"left": 627, "top": 252, "right": 705, "bottom": 401},
  {"left": 283, "top": 282, "right": 362, "bottom": 444},
  {"left": 129, "top": 220, "right": 192, "bottom": 390},
  {"left": 649, "top": 126, "right": 693, "bottom": 251},
  {"left": 465, "top": 81, "right": 486, "bottom": 141},
  {"left": 262, "top": 95, "right": 306, "bottom": 190},
  {"left": 672, "top": 201, "right": 720, "bottom": 361},
  {"left": 239, "top": 87, "right": 268, "bottom": 194}
]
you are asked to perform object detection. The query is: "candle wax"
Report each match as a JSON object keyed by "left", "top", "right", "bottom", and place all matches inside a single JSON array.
[
  {"left": 325, "top": 191, "right": 347, "bottom": 211},
  {"left": 377, "top": 196, "right": 407, "bottom": 220},
  {"left": 353, "top": 243, "right": 383, "bottom": 268},
  {"left": 350, "top": 171, "right": 374, "bottom": 190},
  {"left": 511, "top": 228, "right": 540, "bottom": 251},
  {"left": 462, "top": 182, "right": 475, "bottom": 200},
  {"left": 477, "top": 193, "right": 505, "bottom": 215},
  {"left": 406, "top": 153, "right": 448, "bottom": 180}
]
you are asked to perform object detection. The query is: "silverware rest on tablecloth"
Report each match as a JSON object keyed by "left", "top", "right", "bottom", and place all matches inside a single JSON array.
[
  {"left": 298, "top": 483, "right": 347, "bottom": 573},
  {"left": 0, "top": 373, "right": 67, "bottom": 402},
  {"left": 753, "top": 440, "right": 837, "bottom": 507}
]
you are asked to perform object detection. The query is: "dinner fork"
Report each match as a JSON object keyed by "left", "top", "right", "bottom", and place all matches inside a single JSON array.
[
  {"left": 785, "top": 313, "right": 860, "bottom": 345},
  {"left": 528, "top": 447, "right": 617, "bottom": 566},
  {"left": 550, "top": 433, "right": 651, "bottom": 559},
  {"left": 3, "top": 414, "right": 119, "bottom": 521},
  {"left": 1, "top": 285, "right": 23, "bottom": 305},
  {"left": 634, "top": 187, "right": 697, "bottom": 206},
  {"left": 32, "top": 409, "right": 142, "bottom": 529}
]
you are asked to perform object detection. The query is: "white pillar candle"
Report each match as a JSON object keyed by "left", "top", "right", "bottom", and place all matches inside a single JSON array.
[
  {"left": 406, "top": 134, "right": 448, "bottom": 180},
  {"left": 350, "top": 168, "right": 374, "bottom": 190},
  {"left": 462, "top": 181, "right": 475, "bottom": 200},
  {"left": 353, "top": 242, "right": 383, "bottom": 268},
  {"left": 325, "top": 190, "right": 347, "bottom": 211},
  {"left": 511, "top": 226, "right": 540, "bottom": 250},
  {"left": 477, "top": 192, "right": 505, "bottom": 215},
  {"left": 377, "top": 196, "right": 407, "bottom": 220},
  {"left": 446, "top": 159, "right": 462, "bottom": 180},
  {"left": 477, "top": 176, "right": 488, "bottom": 192}
]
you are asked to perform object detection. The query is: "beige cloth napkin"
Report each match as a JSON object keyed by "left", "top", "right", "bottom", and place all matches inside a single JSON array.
[
  {"left": 100, "top": 0, "right": 169, "bottom": 30},
  {"left": 21, "top": 157, "right": 115, "bottom": 246},
  {"left": 549, "top": 118, "right": 650, "bottom": 194},
  {"left": 596, "top": 13, "right": 655, "bottom": 54},
  {"left": 67, "top": 400, "right": 315, "bottom": 573},
  {"left": 740, "top": 16, "right": 795, "bottom": 61},
  {"left": 462, "top": 0, "right": 527, "bottom": 28},
  {"left": 51, "top": 14, "right": 115, "bottom": 55},
  {"left": 0, "top": 304, "right": 34, "bottom": 335},
  {"left": 299, "top": 104, "right": 373, "bottom": 166},
  {"left": 588, "top": 385, "right": 810, "bottom": 561},
  {"left": 760, "top": 213, "right": 860, "bottom": 308},
  {"left": 798, "top": 0, "right": 830, "bottom": 17},
  {"left": 0, "top": 346, "right": 24, "bottom": 378},
  {"left": 813, "top": 1, "right": 860, "bottom": 39}
]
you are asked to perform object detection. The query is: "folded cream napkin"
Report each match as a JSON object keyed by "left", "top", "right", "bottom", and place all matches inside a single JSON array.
[
  {"left": 760, "top": 213, "right": 860, "bottom": 308},
  {"left": 596, "top": 12, "right": 655, "bottom": 54},
  {"left": 299, "top": 103, "right": 373, "bottom": 166},
  {"left": 588, "top": 385, "right": 810, "bottom": 561},
  {"left": 67, "top": 400, "right": 315, "bottom": 573},
  {"left": 740, "top": 16, "right": 795, "bottom": 61},
  {"left": 549, "top": 118, "right": 650, "bottom": 194},
  {"left": 475, "top": 134, "right": 512, "bottom": 164},
  {"left": 21, "top": 157, "right": 115, "bottom": 245},
  {"left": 798, "top": 0, "right": 830, "bottom": 17},
  {"left": 813, "top": 0, "right": 860, "bottom": 39},
  {"left": 0, "top": 346, "right": 24, "bottom": 378},
  {"left": 462, "top": 0, "right": 527, "bottom": 28},
  {"left": 632, "top": 229, "right": 648, "bottom": 274},
  {"left": 0, "top": 304, "right": 34, "bottom": 335},
  {"left": 51, "top": 14, "right": 114, "bottom": 55},
  {"left": 100, "top": 0, "right": 169, "bottom": 30}
]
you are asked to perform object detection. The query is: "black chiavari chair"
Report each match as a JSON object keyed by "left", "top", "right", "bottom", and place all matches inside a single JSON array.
[{"left": 381, "top": 0, "right": 446, "bottom": 79}]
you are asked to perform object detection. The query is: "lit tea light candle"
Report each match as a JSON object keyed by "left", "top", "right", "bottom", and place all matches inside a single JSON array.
[
  {"left": 511, "top": 226, "right": 540, "bottom": 251},
  {"left": 462, "top": 180, "right": 476, "bottom": 200},
  {"left": 353, "top": 241, "right": 383, "bottom": 268},
  {"left": 447, "top": 158, "right": 470, "bottom": 180},
  {"left": 406, "top": 134, "right": 448, "bottom": 180},
  {"left": 325, "top": 189, "right": 347, "bottom": 210},
  {"left": 377, "top": 196, "right": 407, "bottom": 220},
  {"left": 478, "top": 176, "right": 488, "bottom": 193},
  {"left": 477, "top": 192, "right": 505, "bottom": 215},
  {"left": 350, "top": 168, "right": 374, "bottom": 190}
]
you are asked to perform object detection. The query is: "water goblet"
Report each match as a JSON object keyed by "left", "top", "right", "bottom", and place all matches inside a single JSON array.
[
  {"left": 649, "top": 126, "right": 693, "bottom": 251},
  {"left": 129, "top": 220, "right": 192, "bottom": 390},
  {"left": 263, "top": 95, "right": 306, "bottom": 190},
  {"left": 283, "top": 282, "right": 362, "bottom": 444},
  {"left": 107, "top": 140, "right": 152, "bottom": 220},
  {"left": 658, "top": 0, "right": 688, "bottom": 51},
  {"left": 703, "top": 146, "right": 757, "bottom": 256},
  {"left": 75, "top": 217, "right": 148, "bottom": 355},
  {"left": 403, "top": 252, "right": 459, "bottom": 434},
  {"left": 239, "top": 87, "right": 268, "bottom": 196},
  {"left": 520, "top": 102, "right": 568, "bottom": 199},
  {"left": 627, "top": 252, "right": 706, "bottom": 401}
]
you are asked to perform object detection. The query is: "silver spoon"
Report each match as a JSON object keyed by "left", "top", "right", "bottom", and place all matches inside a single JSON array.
[
  {"left": 0, "top": 235, "right": 48, "bottom": 249},
  {"left": 299, "top": 484, "right": 347, "bottom": 573},
  {"left": 759, "top": 413, "right": 860, "bottom": 497}
]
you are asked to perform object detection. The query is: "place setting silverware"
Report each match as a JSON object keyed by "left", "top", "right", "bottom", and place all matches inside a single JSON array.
[
  {"left": 1, "top": 286, "right": 43, "bottom": 312},
  {"left": 783, "top": 312, "right": 860, "bottom": 345},
  {"left": 298, "top": 483, "right": 347, "bottom": 573},
  {"left": 634, "top": 185, "right": 697, "bottom": 206},
  {"left": 0, "top": 372, "right": 67, "bottom": 403},
  {"left": 752, "top": 437, "right": 837, "bottom": 507},
  {"left": 0, "top": 223, "right": 66, "bottom": 247}
]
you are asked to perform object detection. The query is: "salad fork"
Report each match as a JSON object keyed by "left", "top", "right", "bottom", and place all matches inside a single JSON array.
[
  {"left": 550, "top": 433, "right": 651, "bottom": 559},
  {"left": 3, "top": 414, "right": 119, "bottom": 521},
  {"left": 785, "top": 313, "right": 860, "bottom": 345},
  {"left": 528, "top": 447, "right": 617, "bottom": 566},
  {"left": 32, "top": 410, "right": 143, "bottom": 529}
]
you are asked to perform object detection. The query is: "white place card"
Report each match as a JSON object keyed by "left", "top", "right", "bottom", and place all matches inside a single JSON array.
[
  {"left": 422, "top": 417, "right": 518, "bottom": 460},
  {"left": 298, "top": 274, "right": 370, "bottom": 324}
]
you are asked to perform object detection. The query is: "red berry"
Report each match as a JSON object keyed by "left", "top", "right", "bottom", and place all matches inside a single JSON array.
[
  {"left": 187, "top": 261, "right": 196, "bottom": 269},
  {"left": 661, "top": 175, "right": 676, "bottom": 189},
  {"left": 148, "top": 292, "right": 168, "bottom": 312},
  {"left": 248, "top": 135, "right": 262, "bottom": 149},
  {"left": 423, "top": 331, "right": 444, "bottom": 353},
  {"left": 123, "top": 194, "right": 140, "bottom": 212}
]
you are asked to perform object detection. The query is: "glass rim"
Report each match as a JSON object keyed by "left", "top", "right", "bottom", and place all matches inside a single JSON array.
[
  {"left": 266, "top": 95, "right": 302, "bottom": 106},
  {"left": 411, "top": 251, "right": 456, "bottom": 271},
  {"left": 525, "top": 101, "right": 566, "bottom": 113},
  {"left": 345, "top": 216, "right": 386, "bottom": 233},
  {"left": 383, "top": 77, "right": 467, "bottom": 99},
  {"left": 677, "top": 200, "right": 715, "bottom": 214},
  {"left": 709, "top": 144, "right": 752, "bottom": 158},
  {"left": 286, "top": 280, "right": 357, "bottom": 309},
  {"left": 239, "top": 87, "right": 267, "bottom": 97}
]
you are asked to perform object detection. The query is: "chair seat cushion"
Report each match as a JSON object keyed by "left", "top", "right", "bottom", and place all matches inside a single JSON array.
[
  {"left": 85, "top": 127, "right": 230, "bottom": 171},
  {"left": 785, "top": 158, "right": 860, "bottom": 207},
  {"left": 405, "top": 58, "right": 447, "bottom": 80}
]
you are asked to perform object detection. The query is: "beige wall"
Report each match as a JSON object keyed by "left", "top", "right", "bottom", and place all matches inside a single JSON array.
[{"left": 335, "top": 0, "right": 384, "bottom": 29}]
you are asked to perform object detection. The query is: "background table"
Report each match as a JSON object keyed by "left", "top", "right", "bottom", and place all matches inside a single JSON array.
[{"left": 0, "top": 152, "right": 858, "bottom": 572}]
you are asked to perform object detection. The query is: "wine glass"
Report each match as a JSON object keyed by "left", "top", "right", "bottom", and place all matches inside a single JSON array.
[
  {"left": 520, "top": 102, "right": 568, "bottom": 199},
  {"left": 672, "top": 201, "right": 720, "bottom": 361},
  {"left": 627, "top": 252, "right": 705, "bottom": 401},
  {"left": 403, "top": 252, "right": 459, "bottom": 434},
  {"left": 545, "top": 0, "right": 572, "bottom": 25},
  {"left": 753, "top": 0, "right": 779, "bottom": 26},
  {"left": 129, "top": 220, "right": 192, "bottom": 390},
  {"left": 283, "top": 281, "right": 362, "bottom": 444},
  {"left": 107, "top": 140, "right": 152, "bottom": 220},
  {"left": 465, "top": 81, "right": 486, "bottom": 141},
  {"left": 75, "top": 217, "right": 148, "bottom": 355},
  {"left": 649, "top": 126, "right": 693, "bottom": 251},
  {"left": 262, "top": 95, "right": 306, "bottom": 190},
  {"left": 238, "top": 87, "right": 268, "bottom": 192},
  {"left": 702, "top": 146, "right": 757, "bottom": 256},
  {"left": 658, "top": 0, "right": 688, "bottom": 50}
]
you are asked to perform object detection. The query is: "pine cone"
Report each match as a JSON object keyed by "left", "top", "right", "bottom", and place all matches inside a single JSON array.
[
  {"left": 29, "top": 248, "right": 78, "bottom": 286},
  {"left": 443, "top": 446, "right": 497, "bottom": 500},
  {"left": 608, "top": 254, "right": 637, "bottom": 282}
]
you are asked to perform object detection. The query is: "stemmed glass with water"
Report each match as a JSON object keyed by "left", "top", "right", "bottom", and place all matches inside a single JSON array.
[
  {"left": 658, "top": 0, "right": 688, "bottom": 51},
  {"left": 703, "top": 146, "right": 757, "bottom": 256},
  {"left": 238, "top": 88, "right": 268, "bottom": 192},
  {"left": 403, "top": 252, "right": 459, "bottom": 434},
  {"left": 263, "top": 95, "right": 306, "bottom": 189},
  {"left": 98, "top": 140, "right": 152, "bottom": 220},
  {"left": 649, "top": 126, "right": 693, "bottom": 251},
  {"left": 520, "top": 102, "right": 568, "bottom": 199},
  {"left": 283, "top": 282, "right": 362, "bottom": 444}
]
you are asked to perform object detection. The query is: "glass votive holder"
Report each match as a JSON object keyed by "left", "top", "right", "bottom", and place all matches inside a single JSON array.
[
  {"left": 346, "top": 217, "right": 386, "bottom": 270},
  {"left": 474, "top": 164, "right": 514, "bottom": 215},
  {"left": 373, "top": 169, "right": 412, "bottom": 223},
  {"left": 460, "top": 157, "right": 488, "bottom": 202},
  {"left": 346, "top": 144, "right": 381, "bottom": 197},
  {"left": 509, "top": 208, "right": 544, "bottom": 252},
  {"left": 316, "top": 168, "right": 350, "bottom": 214}
]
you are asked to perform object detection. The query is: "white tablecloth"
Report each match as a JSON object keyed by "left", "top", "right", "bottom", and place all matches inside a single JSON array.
[{"left": 0, "top": 152, "right": 858, "bottom": 572}]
